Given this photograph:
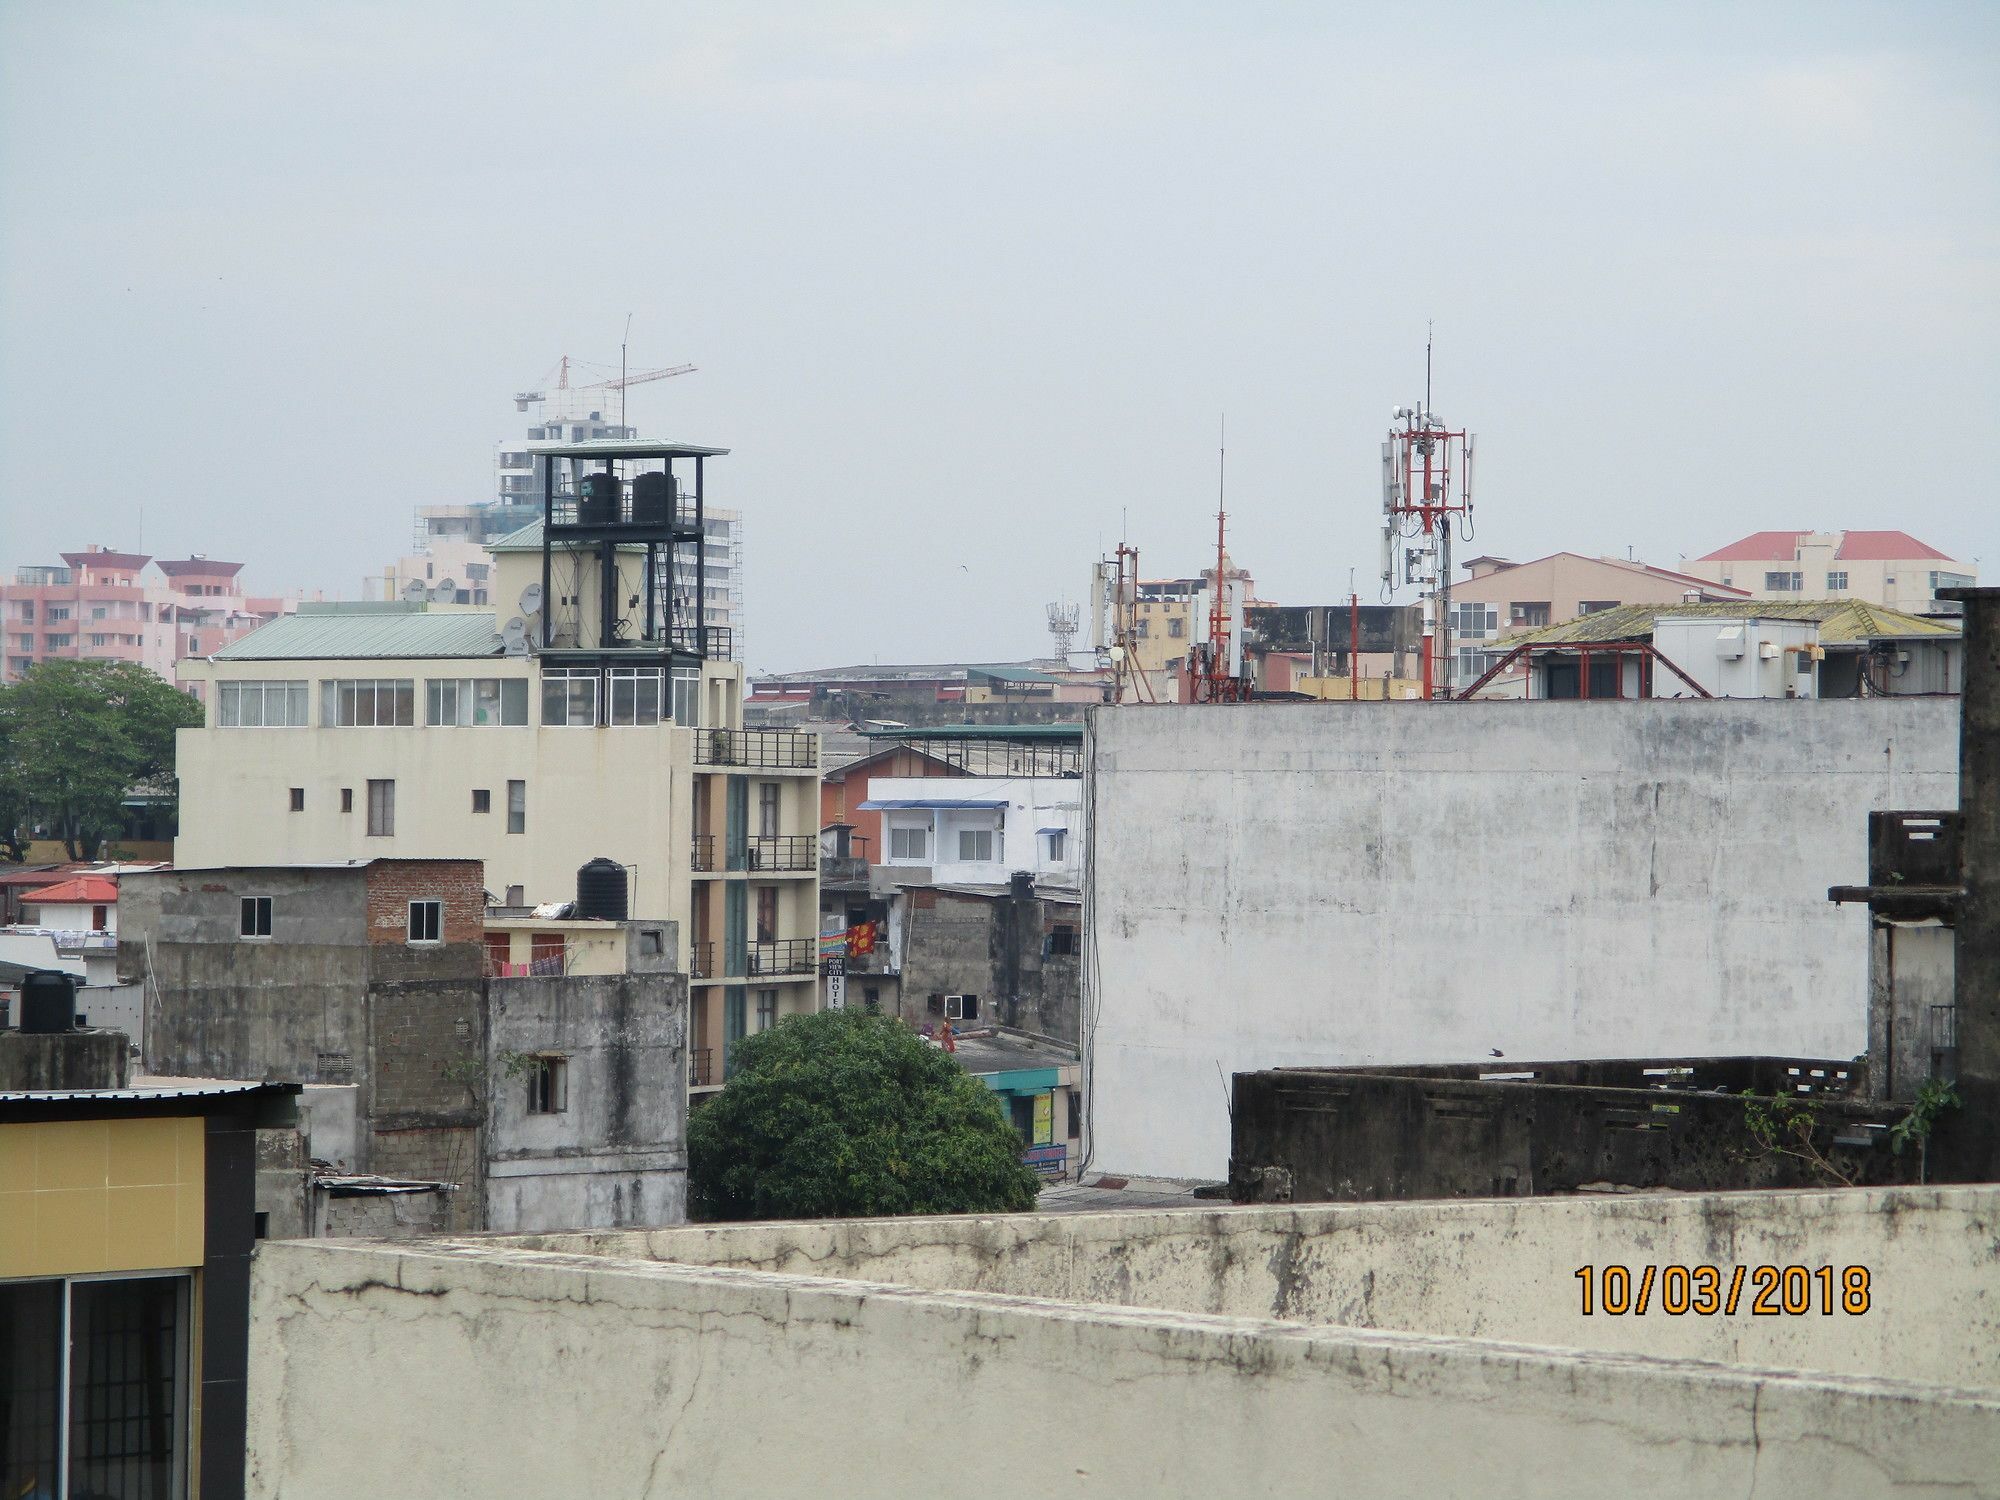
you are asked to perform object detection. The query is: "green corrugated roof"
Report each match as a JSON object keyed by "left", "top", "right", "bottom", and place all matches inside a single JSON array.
[
  {"left": 214, "top": 609, "right": 502, "bottom": 661},
  {"left": 487, "top": 520, "right": 543, "bottom": 552},
  {"left": 1513, "top": 600, "right": 1960, "bottom": 647}
]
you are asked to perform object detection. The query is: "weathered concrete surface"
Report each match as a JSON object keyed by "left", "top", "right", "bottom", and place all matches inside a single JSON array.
[
  {"left": 1087, "top": 698, "right": 1959, "bottom": 1179},
  {"left": 248, "top": 1234, "right": 2000, "bottom": 1499},
  {"left": 512, "top": 1185, "right": 2000, "bottom": 1391},
  {"left": 0, "top": 1029, "right": 129, "bottom": 1090}
]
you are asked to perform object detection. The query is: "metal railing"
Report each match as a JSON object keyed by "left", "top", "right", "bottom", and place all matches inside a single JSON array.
[
  {"left": 820, "top": 854, "right": 870, "bottom": 886},
  {"left": 747, "top": 938, "right": 816, "bottom": 977},
  {"left": 745, "top": 835, "right": 817, "bottom": 872},
  {"left": 691, "top": 834, "right": 718, "bottom": 872},
  {"left": 696, "top": 729, "right": 818, "bottom": 770},
  {"left": 689, "top": 1048, "right": 716, "bottom": 1088},
  {"left": 669, "top": 624, "right": 734, "bottom": 661},
  {"left": 690, "top": 942, "right": 715, "bottom": 980}
]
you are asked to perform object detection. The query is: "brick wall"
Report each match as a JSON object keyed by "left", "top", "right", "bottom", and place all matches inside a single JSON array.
[{"left": 364, "top": 860, "right": 486, "bottom": 946}]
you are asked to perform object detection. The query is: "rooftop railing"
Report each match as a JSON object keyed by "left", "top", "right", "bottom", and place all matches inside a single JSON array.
[{"left": 696, "top": 729, "right": 818, "bottom": 770}]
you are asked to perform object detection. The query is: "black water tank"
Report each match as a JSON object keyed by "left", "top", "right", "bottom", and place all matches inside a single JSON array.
[
  {"left": 578, "top": 472, "right": 623, "bottom": 525},
  {"left": 576, "top": 858, "right": 629, "bottom": 922},
  {"left": 20, "top": 970, "right": 77, "bottom": 1034},
  {"left": 630, "top": 471, "right": 674, "bottom": 528}
]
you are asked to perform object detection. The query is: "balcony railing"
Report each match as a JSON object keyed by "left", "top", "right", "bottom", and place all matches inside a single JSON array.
[
  {"left": 696, "top": 729, "right": 817, "bottom": 770},
  {"left": 689, "top": 1048, "right": 716, "bottom": 1088},
  {"left": 820, "top": 854, "right": 870, "bottom": 886},
  {"left": 669, "top": 624, "right": 734, "bottom": 662},
  {"left": 690, "top": 941, "right": 715, "bottom": 980},
  {"left": 691, "top": 834, "right": 718, "bottom": 872},
  {"left": 747, "top": 938, "right": 816, "bottom": 977},
  {"left": 745, "top": 835, "right": 816, "bottom": 872}
]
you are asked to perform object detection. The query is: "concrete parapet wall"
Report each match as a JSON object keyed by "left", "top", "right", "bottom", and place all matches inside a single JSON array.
[
  {"left": 1087, "top": 699, "right": 1959, "bottom": 1179},
  {"left": 512, "top": 1185, "right": 2000, "bottom": 1391},
  {"left": 248, "top": 1234, "right": 2000, "bottom": 1499}
]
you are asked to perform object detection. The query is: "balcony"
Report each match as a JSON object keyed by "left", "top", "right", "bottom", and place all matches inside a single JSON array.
[
  {"left": 747, "top": 938, "right": 816, "bottom": 978},
  {"left": 691, "top": 835, "right": 718, "bottom": 873},
  {"left": 690, "top": 941, "right": 715, "bottom": 980},
  {"left": 669, "top": 624, "right": 734, "bottom": 662},
  {"left": 820, "top": 854, "right": 870, "bottom": 887},
  {"left": 696, "top": 729, "right": 817, "bottom": 770},
  {"left": 689, "top": 1048, "right": 716, "bottom": 1088},
  {"left": 745, "top": 835, "right": 816, "bottom": 872}
]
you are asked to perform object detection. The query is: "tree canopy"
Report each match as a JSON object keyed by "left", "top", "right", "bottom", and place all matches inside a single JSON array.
[
  {"left": 0, "top": 660, "right": 202, "bottom": 860},
  {"left": 687, "top": 1008, "right": 1043, "bottom": 1221}
]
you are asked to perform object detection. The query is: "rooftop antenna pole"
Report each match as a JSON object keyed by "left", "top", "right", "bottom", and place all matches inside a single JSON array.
[
  {"left": 1425, "top": 320, "right": 1433, "bottom": 417},
  {"left": 621, "top": 313, "right": 633, "bottom": 430}
]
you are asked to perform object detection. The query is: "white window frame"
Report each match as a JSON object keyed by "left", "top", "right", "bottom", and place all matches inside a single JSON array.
[
  {"left": 426, "top": 677, "right": 529, "bottom": 726},
  {"left": 240, "top": 895, "right": 273, "bottom": 938},
  {"left": 407, "top": 899, "right": 443, "bottom": 944},
  {"left": 366, "top": 778, "right": 396, "bottom": 837},
  {"left": 607, "top": 667, "right": 664, "bottom": 726},
  {"left": 541, "top": 669, "right": 599, "bottom": 727},
  {"left": 507, "top": 779, "right": 526, "bottom": 835},
  {"left": 886, "top": 818, "right": 932, "bottom": 863},
  {"left": 1043, "top": 829, "right": 1068, "bottom": 863},
  {"left": 321, "top": 678, "right": 416, "bottom": 727},
  {"left": 956, "top": 824, "right": 997, "bottom": 864}
]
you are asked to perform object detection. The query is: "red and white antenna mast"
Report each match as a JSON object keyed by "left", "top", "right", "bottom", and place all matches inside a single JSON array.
[{"left": 1380, "top": 331, "right": 1475, "bottom": 699}]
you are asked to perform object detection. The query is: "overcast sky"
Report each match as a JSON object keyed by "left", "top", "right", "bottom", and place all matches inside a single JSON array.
[{"left": 2, "top": 2, "right": 1994, "bottom": 672}]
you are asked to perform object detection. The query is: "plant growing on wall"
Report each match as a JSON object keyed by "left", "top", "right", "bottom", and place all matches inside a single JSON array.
[
  {"left": 1739, "top": 1092, "right": 1855, "bottom": 1188},
  {"left": 687, "top": 1009, "right": 1042, "bottom": 1221},
  {"left": 1890, "top": 1078, "right": 1961, "bottom": 1185}
]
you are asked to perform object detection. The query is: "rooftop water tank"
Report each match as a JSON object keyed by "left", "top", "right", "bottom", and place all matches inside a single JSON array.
[
  {"left": 20, "top": 970, "right": 77, "bottom": 1034},
  {"left": 578, "top": 472, "right": 622, "bottom": 526},
  {"left": 576, "top": 858, "right": 629, "bottom": 922},
  {"left": 630, "top": 471, "right": 674, "bottom": 529}
]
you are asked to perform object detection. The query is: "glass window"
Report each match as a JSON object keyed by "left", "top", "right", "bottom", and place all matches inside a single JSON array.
[
  {"left": 1826, "top": 572, "right": 1849, "bottom": 592},
  {"left": 65, "top": 1276, "right": 192, "bottom": 1500},
  {"left": 1451, "top": 602, "right": 1498, "bottom": 639},
  {"left": 888, "top": 824, "right": 929, "bottom": 861},
  {"left": 1044, "top": 829, "right": 1067, "bottom": 862},
  {"left": 607, "top": 668, "right": 663, "bottom": 726},
  {"left": 472, "top": 788, "right": 491, "bottom": 814},
  {"left": 756, "top": 989, "right": 778, "bottom": 1031},
  {"left": 427, "top": 677, "right": 529, "bottom": 726},
  {"left": 527, "top": 1055, "right": 568, "bottom": 1113},
  {"left": 671, "top": 667, "right": 699, "bottom": 727},
  {"left": 321, "top": 679, "right": 416, "bottom": 726},
  {"left": 408, "top": 899, "right": 442, "bottom": 942},
  {"left": 367, "top": 779, "right": 395, "bottom": 837},
  {"left": 507, "top": 780, "right": 526, "bottom": 834},
  {"left": 542, "top": 670, "right": 598, "bottom": 726},
  {"left": 240, "top": 896, "right": 272, "bottom": 937},
  {"left": 1508, "top": 602, "right": 1551, "bottom": 628},
  {"left": 958, "top": 827, "right": 995, "bottom": 862},
  {"left": 1577, "top": 600, "right": 1620, "bottom": 616},
  {"left": 758, "top": 782, "right": 780, "bottom": 838}
]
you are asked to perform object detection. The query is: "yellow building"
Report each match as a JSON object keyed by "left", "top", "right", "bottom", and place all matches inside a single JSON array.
[
  {"left": 173, "top": 439, "right": 822, "bottom": 1088},
  {"left": 2, "top": 1022, "right": 296, "bottom": 1499}
]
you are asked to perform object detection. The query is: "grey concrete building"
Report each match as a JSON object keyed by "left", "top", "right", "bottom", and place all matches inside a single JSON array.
[{"left": 118, "top": 859, "right": 690, "bottom": 1232}]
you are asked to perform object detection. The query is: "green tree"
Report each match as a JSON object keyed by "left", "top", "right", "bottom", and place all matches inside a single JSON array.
[
  {"left": 0, "top": 660, "right": 203, "bottom": 860},
  {"left": 688, "top": 1009, "right": 1043, "bottom": 1221}
]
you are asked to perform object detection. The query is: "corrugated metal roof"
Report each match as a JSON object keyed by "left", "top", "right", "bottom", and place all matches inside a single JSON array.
[
  {"left": 860, "top": 724, "right": 1084, "bottom": 741},
  {"left": 0, "top": 1082, "right": 282, "bottom": 1104},
  {"left": 1514, "top": 600, "right": 1960, "bottom": 647},
  {"left": 524, "top": 438, "right": 730, "bottom": 460},
  {"left": 214, "top": 609, "right": 502, "bottom": 660},
  {"left": 488, "top": 519, "right": 657, "bottom": 554}
]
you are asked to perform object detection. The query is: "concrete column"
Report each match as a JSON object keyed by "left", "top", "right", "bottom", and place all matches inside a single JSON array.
[{"left": 1943, "top": 587, "right": 1999, "bottom": 1179}]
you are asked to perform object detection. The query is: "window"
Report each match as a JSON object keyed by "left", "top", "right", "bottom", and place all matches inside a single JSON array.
[
  {"left": 1451, "top": 601, "right": 1498, "bottom": 639},
  {"left": 44, "top": 634, "right": 72, "bottom": 649},
  {"left": 426, "top": 677, "right": 529, "bottom": 726},
  {"left": 240, "top": 895, "right": 272, "bottom": 937},
  {"left": 671, "top": 666, "right": 699, "bottom": 727},
  {"left": 1, "top": 1276, "right": 193, "bottom": 1500},
  {"left": 957, "top": 826, "right": 995, "bottom": 862},
  {"left": 756, "top": 887, "right": 778, "bottom": 943},
  {"left": 529, "top": 933, "right": 565, "bottom": 971},
  {"left": 1456, "top": 647, "right": 1506, "bottom": 680},
  {"left": 289, "top": 787, "right": 304, "bottom": 812},
  {"left": 1044, "top": 829, "right": 1068, "bottom": 862},
  {"left": 1577, "top": 600, "right": 1620, "bottom": 615},
  {"left": 1068, "top": 1092, "right": 1082, "bottom": 1139},
  {"left": 46, "top": 606, "right": 70, "bottom": 621},
  {"left": 607, "top": 667, "right": 663, "bottom": 725},
  {"left": 1135, "top": 618, "right": 1150, "bottom": 638},
  {"left": 1930, "top": 571, "right": 1974, "bottom": 592},
  {"left": 321, "top": 678, "right": 416, "bottom": 726},
  {"left": 1764, "top": 571, "right": 1804, "bottom": 592},
  {"left": 1508, "top": 602, "right": 1551, "bottom": 628},
  {"left": 472, "top": 788, "right": 491, "bottom": 813},
  {"left": 945, "top": 993, "right": 980, "bottom": 1021},
  {"left": 1167, "top": 616, "right": 1186, "bottom": 638},
  {"left": 526, "top": 1055, "right": 568, "bottom": 1114},
  {"left": 758, "top": 782, "right": 780, "bottom": 838},
  {"left": 888, "top": 823, "right": 930, "bottom": 861},
  {"left": 541, "top": 669, "right": 599, "bottom": 726},
  {"left": 341, "top": 787, "right": 354, "bottom": 814},
  {"left": 1048, "top": 923, "right": 1078, "bottom": 955},
  {"left": 407, "top": 899, "right": 442, "bottom": 943},
  {"left": 366, "top": 779, "right": 395, "bottom": 837},
  {"left": 507, "top": 780, "right": 526, "bottom": 834},
  {"left": 1826, "top": 571, "right": 1849, "bottom": 592},
  {"left": 756, "top": 988, "right": 779, "bottom": 1031}
]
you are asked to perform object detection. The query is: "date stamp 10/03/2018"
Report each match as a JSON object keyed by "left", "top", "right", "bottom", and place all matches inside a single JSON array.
[{"left": 1573, "top": 1264, "right": 1871, "bottom": 1317}]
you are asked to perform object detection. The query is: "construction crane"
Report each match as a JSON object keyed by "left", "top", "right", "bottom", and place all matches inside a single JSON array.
[{"left": 514, "top": 356, "right": 697, "bottom": 424}]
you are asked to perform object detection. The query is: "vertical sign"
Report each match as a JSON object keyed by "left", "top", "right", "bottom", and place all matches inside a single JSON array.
[{"left": 826, "top": 954, "right": 846, "bottom": 1009}]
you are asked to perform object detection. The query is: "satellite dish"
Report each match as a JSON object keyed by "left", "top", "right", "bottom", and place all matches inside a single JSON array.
[
  {"left": 401, "top": 579, "right": 427, "bottom": 603},
  {"left": 436, "top": 577, "right": 456, "bottom": 595},
  {"left": 501, "top": 617, "right": 530, "bottom": 657},
  {"left": 519, "top": 582, "right": 544, "bottom": 616}
]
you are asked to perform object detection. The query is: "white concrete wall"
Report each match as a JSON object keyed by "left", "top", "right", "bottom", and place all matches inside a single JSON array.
[
  {"left": 520, "top": 1186, "right": 2000, "bottom": 1391},
  {"left": 248, "top": 1233, "right": 1999, "bottom": 1499},
  {"left": 871, "top": 774, "right": 1084, "bottom": 886},
  {"left": 1087, "top": 698, "right": 1957, "bottom": 1180}
]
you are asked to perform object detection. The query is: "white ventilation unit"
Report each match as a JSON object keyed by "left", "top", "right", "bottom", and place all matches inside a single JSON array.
[{"left": 1714, "top": 625, "right": 1745, "bottom": 660}]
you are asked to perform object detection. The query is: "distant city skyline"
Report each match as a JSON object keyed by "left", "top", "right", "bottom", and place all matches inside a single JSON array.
[{"left": 3, "top": 1, "right": 1995, "bottom": 673}]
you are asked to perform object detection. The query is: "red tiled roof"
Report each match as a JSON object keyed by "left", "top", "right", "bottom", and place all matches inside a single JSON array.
[
  {"left": 19, "top": 876, "right": 119, "bottom": 905},
  {"left": 1691, "top": 530, "right": 1958, "bottom": 564}
]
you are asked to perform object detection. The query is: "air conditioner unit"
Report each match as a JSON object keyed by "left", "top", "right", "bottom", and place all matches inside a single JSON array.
[
  {"left": 945, "top": 994, "right": 978, "bottom": 1021},
  {"left": 1758, "top": 641, "right": 1780, "bottom": 660},
  {"left": 1714, "top": 625, "right": 1745, "bottom": 660}
]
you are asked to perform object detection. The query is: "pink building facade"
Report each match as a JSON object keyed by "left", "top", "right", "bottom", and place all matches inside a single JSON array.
[{"left": 1, "top": 545, "right": 297, "bottom": 686}]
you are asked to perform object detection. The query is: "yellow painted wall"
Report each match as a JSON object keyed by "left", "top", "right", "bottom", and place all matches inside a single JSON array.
[
  {"left": 1295, "top": 676, "right": 1427, "bottom": 701},
  {"left": 0, "top": 1115, "right": 206, "bottom": 1278}
]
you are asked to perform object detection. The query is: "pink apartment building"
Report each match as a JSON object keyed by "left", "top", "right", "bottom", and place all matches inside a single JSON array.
[{"left": 1, "top": 544, "right": 298, "bottom": 686}]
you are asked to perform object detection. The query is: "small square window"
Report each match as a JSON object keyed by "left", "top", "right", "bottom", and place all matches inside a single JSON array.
[
  {"left": 289, "top": 787, "right": 304, "bottom": 812},
  {"left": 527, "top": 1055, "right": 568, "bottom": 1114},
  {"left": 407, "top": 899, "right": 442, "bottom": 943},
  {"left": 1048, "top": 924, "right": 1078, "bottom": 956},
  {"left": 472, "top": 788, "right": 491, "bottom": 814},
  {"left": 240, "top": 896, "right": 272, "bottom": 938}
]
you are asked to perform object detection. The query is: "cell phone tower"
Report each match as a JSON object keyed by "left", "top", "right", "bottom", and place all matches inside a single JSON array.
[
  {"left": 1047, "top": 601, "right": 1081, "bottom": 661},
  {"left": 1380, "top": 333, "right": 1475, "bottom": 699}
]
